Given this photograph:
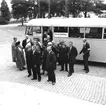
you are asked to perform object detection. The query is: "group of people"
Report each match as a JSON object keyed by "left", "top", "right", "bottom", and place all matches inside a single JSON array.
[{"left": 11, "top": 34, "right": 90, "bottom": 85}]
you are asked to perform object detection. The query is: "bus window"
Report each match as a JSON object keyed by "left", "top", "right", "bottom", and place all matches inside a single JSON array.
[
  {"left": 103, "top": 28, "right": 106, "bottom": 39},
  {"left": 69, "top": 27, "right": 84, "bottom": 38},
  {"left": 33, "top": 26, "right": 41, "bottom": 34},
  {"left": 85, "top": 28, "right": 102, "bottom": 39},
  {"left": 25, "top": 26, "right": 33, "bottom": 35},
  {"left": 54, "top": 27, "right": 68, "bottom": 33}
]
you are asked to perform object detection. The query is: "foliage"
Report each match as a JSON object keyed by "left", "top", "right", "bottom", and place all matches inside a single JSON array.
[
  {"left": 50, "top": 0, "right": 65, "bottom": 17},
  {"left": 68, "top": 0, "right": 104, "bottom": 17},
  {"left": 39, "top": 1, "right": 48, "bottom": 18},
  {"left": 0, "top": 0, "right": 11, "bottom": 21},
  {"left": 68, "top": 0, "right": 81, "bottom": 17},
  {"left": 11, "top": 0, "right": 105, "bottom": 18},
  {"left": 0, "top": 16, "right": 8, "bottom": 24}
]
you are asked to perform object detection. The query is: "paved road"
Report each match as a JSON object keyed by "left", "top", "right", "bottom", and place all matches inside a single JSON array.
[{"left": 0, "top": 44, "right": 106, "bottom": 105}]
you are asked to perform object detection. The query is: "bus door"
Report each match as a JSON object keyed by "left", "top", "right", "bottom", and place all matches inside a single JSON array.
[{"left": 42, "top": 26, "right": 53, "bottom": 42}]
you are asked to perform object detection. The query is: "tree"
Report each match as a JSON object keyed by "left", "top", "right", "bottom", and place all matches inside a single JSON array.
[
  {"left": 0, "top": 0, "right": 11, "bottom": 21},
  {"left": 50, "top": 0, "right": 65, "bottom": 17},
  {"left": 68, "top": 0, "right": 104, "bottom": 18},
  {"left": 68, "top": 0, "right": 81, "bottom": 17},
  {"left": 12, "top": 3, "right": 28, "bottom": 25},
  {"left": 80, "top": 0, "right": 104, "bottom": 17},
  {"left": 39, "top": 1, "right": 48, "bottom": 18}
]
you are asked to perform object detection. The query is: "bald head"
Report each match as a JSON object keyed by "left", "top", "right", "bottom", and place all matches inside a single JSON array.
[
  {"left": 69, "top": 41, "right": 73, "bottom": 47},
  {"left": 47, "top": 46, "right": 52, "bottom": 52},
  {"left": 25, "top": 35, "right": 29, "bottom": 39},
  {"left": 83, "top": 38, "right": 87, "bottom": 43}
]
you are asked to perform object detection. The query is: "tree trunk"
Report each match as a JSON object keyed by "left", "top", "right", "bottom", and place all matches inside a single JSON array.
[
  {"left": 84, "top": 12, "right": 87, "bottom": 18},
  {"left": 21, "top": 17, "right": 24, "bottom": 26}
]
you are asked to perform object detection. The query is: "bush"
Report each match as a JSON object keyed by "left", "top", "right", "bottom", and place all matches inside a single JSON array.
[{"left": 0, "top": 16, "right": 8, "bottom": 25}]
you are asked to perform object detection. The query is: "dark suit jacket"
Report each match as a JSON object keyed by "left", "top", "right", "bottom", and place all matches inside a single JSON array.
[
  {"left": 46, "top": 51, "right": 56, "bottom": 71},
  {"left": 22, "top": 39, "right": 33, "bottom": 49},
  {"left": 68, "top": 46, "right": 78, "bottom": 63},
  {"left": 32, "top": 50, "right": 41, "bottom": 67},
  {"left": 26, "top": 49, "right": 33, "bottom": 67},
  {"left": 59, "top": 46, "right": 69, "bottom": 63},
  {"left": 22, "top": 39, "right": 27, "bottom": 49}
]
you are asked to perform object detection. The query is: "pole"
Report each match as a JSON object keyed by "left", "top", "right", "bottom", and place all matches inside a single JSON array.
[
  {"left": 33, "top": 0, "right": 36, "bottom": 18},
  {"left": 48, "top": 0, "right": 50, "bottom": 18},
  {"left": 37, "top": 0, "right": 40, "bottom": 18}
]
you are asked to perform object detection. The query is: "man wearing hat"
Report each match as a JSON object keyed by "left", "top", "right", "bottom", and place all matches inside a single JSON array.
[{"left": 79, "top": 38, "right": 90, "bottom": 73}]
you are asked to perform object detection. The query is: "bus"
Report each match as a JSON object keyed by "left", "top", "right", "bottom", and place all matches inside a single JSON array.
[{"left": 25, "top": 18, "right": 106, "bottom": 63}]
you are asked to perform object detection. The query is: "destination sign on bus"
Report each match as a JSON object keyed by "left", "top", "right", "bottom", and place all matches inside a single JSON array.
[{"left": 54, "top": 33, "right": 68, "bottom": 37}]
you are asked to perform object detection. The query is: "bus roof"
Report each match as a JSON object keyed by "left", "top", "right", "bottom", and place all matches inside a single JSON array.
[{"left": 26, "top": 18, "right": 106, "bottom": 27}]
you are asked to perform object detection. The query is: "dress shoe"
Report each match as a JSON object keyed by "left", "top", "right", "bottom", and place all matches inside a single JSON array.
[
  {"left": 86, "top": 71, "right": 89, "bottom": 73},
  {"left": 38, "top": 79, "right": 41, "bottom": 82},
  {"left": 31, "top": 78, "right": 37, "bottom": 80},
  {"left": 19, "top": 68, "right": 23, "bottom": 71},
  {"left": 22, "top": 67, "right": 26, "bottom": 70},
  {"left": 68, "top": 74, "right": 72, "bottom": 77},
  {"left": 52, "top": 82, "right": 55, "bottom": 85},
  {"left": 60, "top": 69, "right": 64, "bottom": 71},
  {"left": 47, "top": 80, "right": 50, "bottom": 82},
  {"left": 27, "top": 74, "right": 31, "bottom": 77}
]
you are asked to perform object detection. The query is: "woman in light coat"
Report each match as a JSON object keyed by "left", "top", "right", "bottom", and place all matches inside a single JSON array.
[
  {"left": 11, "top": 37, "right": 17, "bottom": 62},
  {"left": 15, "top": 41, "right": 26, "bottom": 70}
]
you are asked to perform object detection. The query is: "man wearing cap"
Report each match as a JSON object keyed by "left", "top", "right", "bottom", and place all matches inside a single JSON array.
[
  {"left": 68, "top": 41, "right": 78, "bottom": 77},
  {"left": 79, "top": 38, "right": 90, "bottom": 73}
]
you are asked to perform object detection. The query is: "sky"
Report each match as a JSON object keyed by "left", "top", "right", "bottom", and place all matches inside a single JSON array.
[{"left": 0, "top": 0, "right": 106, "bottom": 11}]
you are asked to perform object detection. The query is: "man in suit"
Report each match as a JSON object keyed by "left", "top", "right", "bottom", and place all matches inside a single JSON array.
[
  {"left": 22, "top": 35, "right": 32, "bottom": 50},
  {"left": 25, "top": 43, "right": 33, "bottom": 77},
  {"left": 46, "top": 46, "right": 56, "bottom": 85},
  {"left": 68, "top": 41, "right": 78, "bottom": 77},
  {"left": 79, "top": 38, "right": 90, "bottom": 73},
  {"left": 31, "top": 44, "right": 41, "bottom": 82},
  {"left": 59, "top": 43, "right": 68, "bottom": 72}
]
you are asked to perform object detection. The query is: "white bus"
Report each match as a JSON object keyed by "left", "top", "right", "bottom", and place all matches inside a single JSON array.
[{"left": 25, "top": 18, "right": 106, "bottom": 63}]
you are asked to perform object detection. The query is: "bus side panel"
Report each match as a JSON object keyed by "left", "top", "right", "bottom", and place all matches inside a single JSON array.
[{"left": 53, "top": 37, "right": 106, "bottom": 63}]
